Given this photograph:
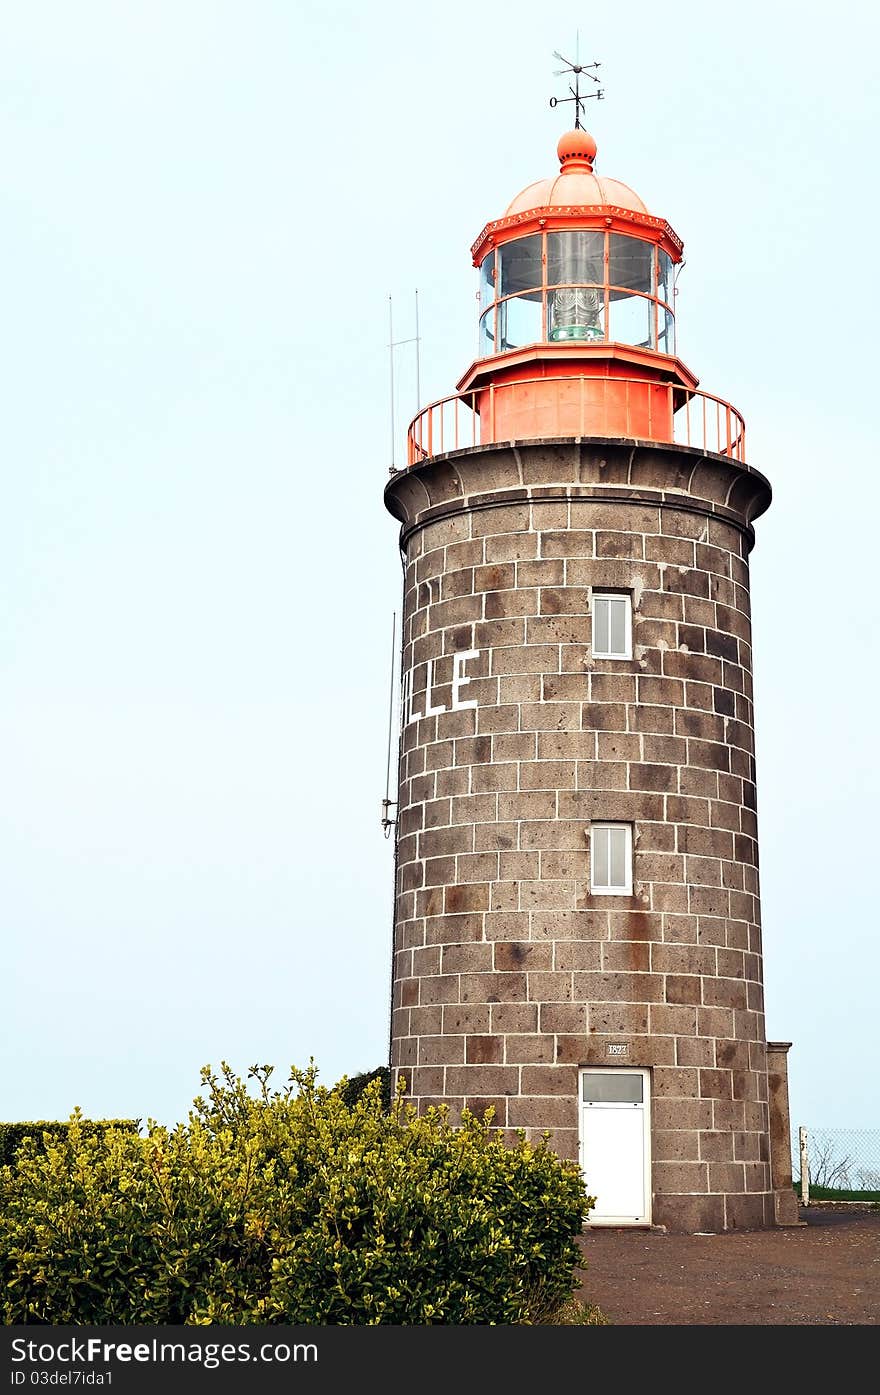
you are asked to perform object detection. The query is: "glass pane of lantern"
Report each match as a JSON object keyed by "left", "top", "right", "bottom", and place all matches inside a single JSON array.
[
  {"left": 546, "top": 230, "right": 605, "bottom": 288},
  {"left": 609, "top": 234, "right": 653, "bottom": 293},
  {"left": 657, "top": 303, "right": 674, "bottom": 355},
  {"left": 548, "top": 286, "right": 605, "bottom": 343},
  {"left": 609, "top": 293, "right": 653, "bottom": 348},
  {"left": 479, "top": 251, "right": 496, "bottom": 313},
  {"left": 479, "top": 307, "right": 496, "bottom": 357},
  {"left": 658, "top": 250, "right": 674, "bottom": 307},
  {"left": 499, "top": 293, "right": 542, "bottom": 351},
  {"left": 583, "top": 1072, "right": 643, "bottom": 1103},
  {"left": 498, "top": 235, "right": 542, "bottom": 298}
]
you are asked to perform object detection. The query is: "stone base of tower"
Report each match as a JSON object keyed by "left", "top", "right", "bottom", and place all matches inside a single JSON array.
[{"left": 650, "top": 1191, "right": 774, "bottom": 1234}]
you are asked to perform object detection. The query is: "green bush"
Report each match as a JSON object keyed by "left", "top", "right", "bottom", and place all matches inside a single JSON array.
[
  {"left": 0, "top": 1065, "right": 593, "bottom": 1325},
  {"left": 334, "top": 1066, "right": 391, "bottom": 1111},
  {"left": 0, "top": 1120, "right": 139, "bottom": 1167}
]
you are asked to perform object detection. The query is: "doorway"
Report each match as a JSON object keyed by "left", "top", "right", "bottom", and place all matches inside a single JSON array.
[{"left": 578, "top": 1067, "right": 651, "bottom": 1226}]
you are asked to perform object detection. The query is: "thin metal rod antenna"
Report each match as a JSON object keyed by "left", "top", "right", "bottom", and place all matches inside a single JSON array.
[
  {"left": 388, "top": 295, "right": 396, "bottom": 471},
  {"left": 414, "top": 288, "right": 421, "bottom": 411},
  {"left": 381, "top": 611, "right": 398, "bottom": 835},
  {"left": 388, "top": 295, "right": 421, "bottom": 473}
]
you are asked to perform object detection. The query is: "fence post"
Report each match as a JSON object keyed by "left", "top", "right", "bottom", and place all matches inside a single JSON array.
[{"left": 799, "top": 1126, "right": 810, "bottom": 1207}]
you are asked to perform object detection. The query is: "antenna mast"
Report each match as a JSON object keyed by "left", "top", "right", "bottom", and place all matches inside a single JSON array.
[{"left": 387, "top": 293, "right": 422, "bottom": 475}]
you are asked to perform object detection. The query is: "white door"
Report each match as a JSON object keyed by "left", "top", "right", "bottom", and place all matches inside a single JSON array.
[{"left": 579, "top": 1068, "right": 651, "bottom": 1226}]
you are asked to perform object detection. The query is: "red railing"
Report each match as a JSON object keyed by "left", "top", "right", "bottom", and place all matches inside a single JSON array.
[{"left": 405, "top": 375, "right": 746, "bottom": 466}]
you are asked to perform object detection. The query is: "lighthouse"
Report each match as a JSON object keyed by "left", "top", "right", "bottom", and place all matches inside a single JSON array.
[{"left": 384, "top": 110, "right": 796, "bottom": 1233}]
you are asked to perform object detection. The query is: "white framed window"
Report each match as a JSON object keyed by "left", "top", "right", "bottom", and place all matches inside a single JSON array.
[
  {"left": 590, "top": 822, "right": 633, "bottom": 895},
  {"left": 591, "top": 591, "right": 632, "bottom": 659}
]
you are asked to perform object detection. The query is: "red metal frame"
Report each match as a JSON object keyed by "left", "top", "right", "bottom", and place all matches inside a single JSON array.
[{"left": 405, "top": 376, "right": 746, "bottom": 467}]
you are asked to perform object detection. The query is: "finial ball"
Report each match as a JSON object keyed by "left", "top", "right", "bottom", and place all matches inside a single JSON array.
[{"left": 557, "top": 129, "right": 597, "bottom": 169}]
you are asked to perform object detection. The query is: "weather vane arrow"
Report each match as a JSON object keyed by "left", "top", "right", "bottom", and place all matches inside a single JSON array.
[{"left": 549, "top": 48, "right": 604, "bottom": 129}]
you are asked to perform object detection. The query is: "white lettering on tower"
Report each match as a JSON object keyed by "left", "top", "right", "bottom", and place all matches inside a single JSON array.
[
  {"left": 402, "top": 649, "right": 481, "bottom": 728},
  {"left": 451, "top": 649, "right": 479, "bottom": 711}
]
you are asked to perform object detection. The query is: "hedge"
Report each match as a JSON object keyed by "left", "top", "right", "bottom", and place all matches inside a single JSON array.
[
  {"left": 333, "top": 1066, "right": 391, "bottom": 1111},
  {"left": 0, "top": 1120, "right": 139, "bottom": 1167},
  {"left": 0, "top": 1065, "right": 593, "bottom": 1324}
]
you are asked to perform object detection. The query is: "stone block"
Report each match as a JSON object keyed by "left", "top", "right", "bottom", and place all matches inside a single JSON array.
[
  {"left": 528, "top": 971, "right": 574, "bottom": 1002},
  {"left": 519, "top": 879, "right": 577, "bottom": 910},
  {"left": 474, "top": 563, "right": 515, "bottom": 591},
  {"left": 494, "top": 941, "right": 553, "bottom": 972},
  {"left": 555, "top": 941, "right": 603, "bottom": 971},
  {"left": 539, "top": 1001, "right": 588, "bottom": 1033},
  {"left": 505, "top": 1034, "right": 555, "bottom": 1064},
  {"left": 459, "top": 971, "right": 527, "bottom": 1004},
  {"left": 489, "top": 881, "right": 520, "bottom": 911},
  {"left": 482, "top": 911, "right": 530, "bottom": 940},
  {"left": 424, "top": 912, "right": 484, "bottom": 945},
  {"left": 484, "top": 532, "right": 538, "bottom": 561},
  {"left": 485, "top": 588, "right": 539, "bottom": 619},
  {"left": 586, "top": 1002, "right": 650, "bottom": 1035},
  {"left": 517, "top": 559, "right": 565, "bottom": 587},
  {"left": 445, "top": 1065, "right": 520, "bottom": 1095},
  {"left": 498, "top": 852, "right": 540, "bottom": 879},
  {"left": 507, "top": 1096, "right": 577, "bottom": 1129},
  {"left": 471, "top": 817, "right": 518, "bottom": 847},
  {"left": 540, "top": 529, "right": 596, "bottom": 558},
  {"left": 418, "top": 974, "right": 460, "bottom": 1005},
  {"left": 675, "top": 1036, "right": 715, "bottom": 1067},
  {"left": 466, "top": 1035, "right": 505, "bottom": 1064},
  {"left": 497, "top": 674, "right": 543, "bottom": 705},
  {"left": 520, "top": 1064, "right": 579, "bottom": 1095},
  {"left": 654, "top": 1129, "right": 701, "bottom": 1162},
  {"left": 442, "top": 1004, "right": 490, "bottom": 1034},
  {"left": 652, "top": 1161, "right": 709, "bottom": 1193},
  {"left": 602, "top": 940, "right": 651, "bottom": 972},
  {"left": 649, "top": 1003, "right": 697, "bottom": 1035},
  {"left": 490, "top": 1002, "right": 538, "bottom": 1033},
  {"left": 542, "top": 673, "right": 590, "bottom": 701},
  {"left": 443, "top": 883, "right": 490, "bottom": 914},
  {"left": 440, "top": 942, "right": 493, "bottom": 974},
  {"left": 474, "top": 619, "right": 526, "bottom": 649},
  {"left": 654, "top": 1193, "right": 725, "bottom": 1233},
  {"left": 490, "top": 644, "right": 558, "bottom": 675},
  {"left": 418, "top": 1035, "right": 464, "bottom": 1066}
]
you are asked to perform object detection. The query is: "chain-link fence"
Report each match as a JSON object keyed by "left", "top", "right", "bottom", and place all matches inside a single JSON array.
[{"left": 794, "top": 1128, "right": 880, "bottom": 1202}]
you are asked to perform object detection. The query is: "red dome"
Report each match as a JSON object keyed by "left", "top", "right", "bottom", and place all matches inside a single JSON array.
[{"left": 504, "top": 129, "right": 648, "bottom": 217}]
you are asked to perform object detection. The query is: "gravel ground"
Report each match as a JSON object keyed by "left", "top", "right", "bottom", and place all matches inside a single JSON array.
[{"left": 578, "top": 1208, "right": 880, "bottom": 1325}]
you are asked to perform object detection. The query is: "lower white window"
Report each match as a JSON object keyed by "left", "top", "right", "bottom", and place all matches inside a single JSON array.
[
  {"left": 592, "top": 591, "right": 632, "bottom": 659},
  {"left": 590, "top": 822, "right": 633, "bottom": 894}
]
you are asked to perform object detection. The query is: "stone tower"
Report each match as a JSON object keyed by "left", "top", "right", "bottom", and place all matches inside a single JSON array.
[{"left": 384, "top": 126, "right": 795, "bottom": 1233}]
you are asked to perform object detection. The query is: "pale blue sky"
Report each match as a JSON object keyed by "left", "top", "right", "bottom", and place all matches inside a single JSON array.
[{"left": 2, "top": 1, "right": 877, "bottom": 1132}]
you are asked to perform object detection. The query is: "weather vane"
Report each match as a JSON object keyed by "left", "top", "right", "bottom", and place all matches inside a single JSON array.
[{"left": 549, "top": 46, "right": 603, "bottom": 129}]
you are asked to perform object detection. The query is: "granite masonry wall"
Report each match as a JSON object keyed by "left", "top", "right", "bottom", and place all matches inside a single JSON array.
[{"left": 384, "top": 437, "right": 782, "bottom": 1232}]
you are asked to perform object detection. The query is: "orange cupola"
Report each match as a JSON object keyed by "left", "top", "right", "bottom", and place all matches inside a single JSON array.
[{"left": 406, "top": 128, "right": 745, "bottom": 465}]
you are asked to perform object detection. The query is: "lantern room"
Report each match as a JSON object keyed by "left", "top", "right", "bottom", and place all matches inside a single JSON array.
[
  {"left": 406, "top": 129, "right": 746, "bottom": 465},
  {"left": 475, "top": 131, "right": 678, "bottom": 359}
]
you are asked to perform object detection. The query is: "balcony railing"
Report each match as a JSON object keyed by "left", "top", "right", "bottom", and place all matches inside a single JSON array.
[{"left": 405, "top": 375, "right": 746, "bottom": 467}]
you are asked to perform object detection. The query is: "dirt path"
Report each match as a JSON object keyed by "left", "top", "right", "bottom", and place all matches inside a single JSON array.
[{"left": 578, "top": 1209, "right": 880, "bottom": 1325}]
